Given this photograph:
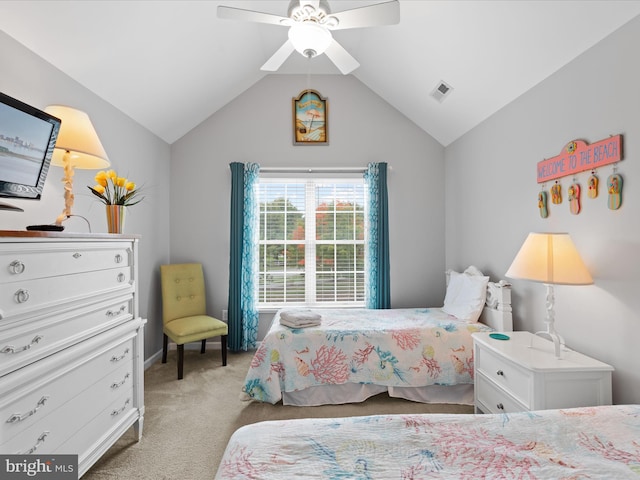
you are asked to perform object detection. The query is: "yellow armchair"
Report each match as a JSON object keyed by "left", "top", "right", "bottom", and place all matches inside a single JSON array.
[{"left": 160, "top": 263, "right": 228, "bottom": 379}]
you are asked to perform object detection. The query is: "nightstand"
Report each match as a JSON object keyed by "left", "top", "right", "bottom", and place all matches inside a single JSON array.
[{"left": 473, "top": 331, "right": 613, "bottom": 414}]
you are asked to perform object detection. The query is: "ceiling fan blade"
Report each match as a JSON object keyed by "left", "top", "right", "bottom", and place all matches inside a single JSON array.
[
  {"left": 261, "top": 40, "right": 296, "bottom": 71},
  {"left": 217, "top": 5, "right": 290, "bottom": 26},
  {"left": 324, "top": 39, "right": 360, "bottom": 74},
  {"left": 328, "top": 0, "right": 400, "bottom": 30}
]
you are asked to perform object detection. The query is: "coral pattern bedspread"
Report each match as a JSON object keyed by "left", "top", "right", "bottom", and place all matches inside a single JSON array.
[
  {"left": 241, "top": 308, "right": 493, "bottom": 404},
  {"left": 216, "top": 405, "right": 640, "bottom": 479}
]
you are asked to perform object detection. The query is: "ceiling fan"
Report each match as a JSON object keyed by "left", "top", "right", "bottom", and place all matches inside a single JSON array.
[{"left": 217, "top": 0, "right": 400, "bottom": 74}]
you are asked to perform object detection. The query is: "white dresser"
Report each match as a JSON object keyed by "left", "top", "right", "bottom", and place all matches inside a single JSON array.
[
  {"left": 473, "top": 331, "right": 613, "bottom": 414},
  {"left": 0, "top": 231, "right": 145, "bottom": 477}
]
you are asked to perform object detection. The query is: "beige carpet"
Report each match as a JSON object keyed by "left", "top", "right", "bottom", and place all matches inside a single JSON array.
[{"left": 83, "top": 349, "right": 473, "bottom": 479}]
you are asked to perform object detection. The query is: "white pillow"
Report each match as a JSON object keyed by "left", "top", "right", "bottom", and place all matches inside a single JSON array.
[{"left": 442, "top": 270, "right": 489, "bottom": 323}]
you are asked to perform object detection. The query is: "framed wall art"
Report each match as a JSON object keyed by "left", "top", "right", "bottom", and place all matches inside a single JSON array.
[{"left": 292, "top": 89, "right": 328, "bottom": 145}]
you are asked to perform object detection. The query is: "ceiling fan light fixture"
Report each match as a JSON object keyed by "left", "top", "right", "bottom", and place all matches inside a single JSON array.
[{"left": 288, "top": 22, "right": 332, "bottom": 58}]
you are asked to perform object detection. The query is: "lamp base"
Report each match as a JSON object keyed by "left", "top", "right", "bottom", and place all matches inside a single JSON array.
[
  {"left": 534, "top": 282, "right": 564, "bottom": 359},
  {"left": 535, "top": 327, "right": 564, "bottom": 359}
]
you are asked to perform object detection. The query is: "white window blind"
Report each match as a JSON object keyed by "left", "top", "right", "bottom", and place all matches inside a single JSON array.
[{"left": 257, "top": 177, "right": 365, "bottom": 308}]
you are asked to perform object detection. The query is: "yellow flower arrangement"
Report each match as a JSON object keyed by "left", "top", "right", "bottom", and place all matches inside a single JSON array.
[{"left": 88, "top": 170, "right": 144, "bottom": 206}]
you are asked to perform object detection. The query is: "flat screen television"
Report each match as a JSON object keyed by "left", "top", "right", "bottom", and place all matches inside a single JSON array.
[{"left": 0, "top": 92, "right": 61, "bottom": 211}]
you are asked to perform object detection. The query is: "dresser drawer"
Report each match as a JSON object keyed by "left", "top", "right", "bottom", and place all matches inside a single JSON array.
[
  {"left": 3, "top": 384, "right": 133, "bottom": 455},
  {"left": 57, "top": 392, "right": 136, "bottom": 457},
  {"left": 476, "top": 372, "right": 527, "bottom": 413},
  {"left": 475, "top": 344, "right": 530, "bottom": 404},
  {"left": 0, "top": 268, "right": 132, "bottom": 321},
  {"left": 0, "top": 337, "right": 135, "bottom": 445},
  {"left": 0, "top": 242, "right": 131, "bottom": 284},
  {"left": 0, "top": 296, "right": 133, "bottom": 377}
]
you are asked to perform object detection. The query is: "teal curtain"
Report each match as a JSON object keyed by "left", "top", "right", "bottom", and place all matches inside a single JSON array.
[
  {"left": 364, "top": 162, "right": 391, "bottom": 309},
  {"left": 228, "top": 162, "right": 260, "bottom": 351}
]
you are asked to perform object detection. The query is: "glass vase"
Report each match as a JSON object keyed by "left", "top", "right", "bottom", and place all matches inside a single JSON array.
[{"left": 106, "top": 205, "right": 126, "bottom": 234}]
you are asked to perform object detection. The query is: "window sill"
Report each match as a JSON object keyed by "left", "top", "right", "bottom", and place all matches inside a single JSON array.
[{"left": 258, "top": 304, "right": 366, "bottom": 314}]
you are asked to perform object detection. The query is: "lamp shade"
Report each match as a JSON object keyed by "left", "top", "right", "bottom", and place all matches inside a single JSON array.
[
  {"left": 288, "top": 22, "right": 332, "bottom": 57},
  {"left": 505, "top": 232, "right": 593, "bottom": 285},
  {"left": 44, "top": 105, "right": 110, "bottom": 169}
]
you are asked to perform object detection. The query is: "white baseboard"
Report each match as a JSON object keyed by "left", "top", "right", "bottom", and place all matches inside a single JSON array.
[
  {"left": 145, "top": 340, "right": 224, "bottom": 370},
  {"left": 144, "top": 350, "right": 163, "bottom": 370}
]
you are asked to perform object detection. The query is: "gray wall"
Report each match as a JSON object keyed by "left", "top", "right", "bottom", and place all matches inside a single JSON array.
[
  {"left": 0, "top": 31, "right": 171, "bottom": 361},
  {"left": 170, "top": 74, "right": 445, "bottom": 338},
  {"left": 445, "top": 16, "right": 640, "bottom": 404}
]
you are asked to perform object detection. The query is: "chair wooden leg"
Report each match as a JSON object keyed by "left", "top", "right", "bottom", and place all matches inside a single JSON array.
[
  {"left": 221, "top": 335, "right": 227, "bottom": 366},
  {"left": 162, "top": 334, "right": 168, "bottom": 363},
  {"left": 177, "top": 344, "right": 184, "bottom": 380},
  {"left": 200, "top": 339, "right": 206, "bottom": 354}
]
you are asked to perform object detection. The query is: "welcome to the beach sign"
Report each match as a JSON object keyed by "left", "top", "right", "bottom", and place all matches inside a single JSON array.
[{"left": 537, "top": 135, "right": 622, "bottom": 183}]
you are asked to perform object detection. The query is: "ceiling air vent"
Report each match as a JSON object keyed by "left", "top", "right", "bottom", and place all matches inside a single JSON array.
[{"left": 431, "top": 80, "right": 453, "bottom": 103}]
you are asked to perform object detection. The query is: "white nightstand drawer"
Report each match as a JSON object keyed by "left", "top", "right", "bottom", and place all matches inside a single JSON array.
[
  {"left": 0, "top": 242, "right": 131, "bottom": 284},
  {"left": 473, "top": 332, "right": 613, "bottom": 413},
  {"left": 475, "top": 343, "right": 530, "bottom": 404},
  {"left": 476, "top": 372, "right": 527, "bottom": 413}
]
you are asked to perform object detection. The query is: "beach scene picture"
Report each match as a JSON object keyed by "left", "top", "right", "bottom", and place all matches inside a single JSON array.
[
  {"left": 293, "top": 89, "right": 327, "bottom": 145},
  {"left": 0, "top": 103, "right": 54, "bottom": 186}
]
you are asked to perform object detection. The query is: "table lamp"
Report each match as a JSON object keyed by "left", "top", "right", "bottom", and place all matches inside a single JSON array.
[
  {"left": 505, "top": 232, "right": 593, "bottom": 358},
  {"left": 44, "top": 105, "right": 110, "bottom": 228}
]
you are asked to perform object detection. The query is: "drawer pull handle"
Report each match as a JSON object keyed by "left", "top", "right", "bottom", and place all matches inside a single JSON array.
[
  {"left": 14, "top": 289, "right": 30, "bottom": 304},
  {"left": 115, "top": 254, "right": 123, "bottom": 263},
  {"left": 106, "top": 305, "right": 127, "bottom": 317},
  {"left": 9, "top": 260, "right": 25, "bottom": 274},
  {"left": 1, "top": 335, "right": 44, "bottom": 354},
  {"left": 111, "top": 398, "right": 131, "bottom": 417},
  {"left": 111, "top": 348, "right": 130, "bottom": 363},
  {"left": 18, "top": 431, "right": 49, "bottom": 455},
  {"left": 117, "top": 273, "right": 126, "bottom": 283},
  {"left": 6, "top": 396, "right": 50, "bottom": 423},
  {"left": 73, "top": 252, "right": 82, "bottom": 259},
  {"left": 496, "top": 403, "right": 505, "bottom": 410},
  {"left": 496, "top": 370, "right": 504, "bottom": 376},
  {"left": 111, "top": 373, "right": 131, "bottom": 390}
]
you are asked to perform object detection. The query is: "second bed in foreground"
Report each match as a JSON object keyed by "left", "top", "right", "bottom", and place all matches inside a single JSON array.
[{"left": 216, "top": 404, "right": 640, "bottom": 479}]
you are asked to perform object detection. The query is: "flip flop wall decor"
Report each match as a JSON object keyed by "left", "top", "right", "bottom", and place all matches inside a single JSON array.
[
  {"left": 538, "top": 191, "right": 549, "bottom": 218},
  {"left": 568, "top": 183, "right": 581, "bottom": 215},
  {"left": 587, "top": 173, "right": 598, "bottom": 199},
  {"left": 607, "top": 173, "right": 622, "bottom": 210},
  {"left": 551, "top": 182, "right": 562, "bottom": 204},
  {"left": 536, "top": 136, "right": 624, "bottom": 216}
]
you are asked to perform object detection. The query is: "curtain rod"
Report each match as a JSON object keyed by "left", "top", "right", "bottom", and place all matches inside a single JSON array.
[
  {"left": 259, "top": 166, "right": 392, "bottom": 173},
  {"left": 259, "top": 166, "right": 367, "bottom": 173}
]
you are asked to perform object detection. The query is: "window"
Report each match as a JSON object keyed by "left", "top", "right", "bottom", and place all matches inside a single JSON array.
[{"left": 257, "top": 178, "right": 366, "bottom": 308}]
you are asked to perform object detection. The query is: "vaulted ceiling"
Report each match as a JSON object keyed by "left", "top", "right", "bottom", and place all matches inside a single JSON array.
[{"left": 1, "top": 1, "right": 639, "bottom": 146}]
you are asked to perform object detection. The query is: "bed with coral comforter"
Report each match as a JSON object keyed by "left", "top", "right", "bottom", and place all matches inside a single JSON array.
[
  {"left": 241, "top": 308, "right": 495, "bottom": 405},
  {"left": 216, "top": 405, "right": 640, "bottom": 479}
]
